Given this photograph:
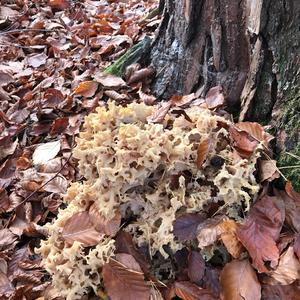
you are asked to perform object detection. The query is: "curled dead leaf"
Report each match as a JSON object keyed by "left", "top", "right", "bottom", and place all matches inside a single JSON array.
[
  {"left": 197, "top": 139, "right": 210, "bottom": 169},
  {"left": 205, "top": 86, "right": 225, "bottom": 109},
  {"left": 229, "top": 126, "right": 258, "bottom": 158},
  {"left": 138, "top": 90, "right": 156, "bottom": 105},
  {"left": 147, "top": 101, "right": 172, "bottom": 123},
  {"left": 258, "top": 160, "right": 280, "bottom": 182},
  {"left": 236, "top": 122, "right": 270, "bottom": 145},
  {"left": 48, "top": 0, "right": 70, "bottom": 10},
  {"left": 127, "top": 67, "right": 155, "bottom": 85}
]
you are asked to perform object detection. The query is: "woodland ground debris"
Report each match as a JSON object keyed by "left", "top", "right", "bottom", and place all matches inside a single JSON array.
[{"left": 0, "top": 1, "right": 299, "bottom": 300}]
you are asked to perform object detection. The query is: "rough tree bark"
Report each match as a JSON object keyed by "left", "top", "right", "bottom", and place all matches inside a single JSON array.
[{"left": 150, "top": 0, "right": 300, "bottom": 190}]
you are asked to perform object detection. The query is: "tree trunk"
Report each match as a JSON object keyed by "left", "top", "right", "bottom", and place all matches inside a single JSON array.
[{"left": 150, "top": 0, "right": 300, "bottom": 190}]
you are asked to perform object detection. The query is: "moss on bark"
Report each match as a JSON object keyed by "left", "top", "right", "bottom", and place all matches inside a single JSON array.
[{"left": 277, "top": 87, "right": 300, "bottom": 192}]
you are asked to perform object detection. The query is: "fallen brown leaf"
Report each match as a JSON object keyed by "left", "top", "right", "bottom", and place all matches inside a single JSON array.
[
  {"left": 261, "top": 282, "right": 300, "bottom": 300},
  {"left": 147, "top": 101, "right": 172, "bottom": 123},
  {"left": 62, "top": 211, "right": 104, "bottom": 246},
  {"left": 188, "top": 251, "right": 205, "bottom": 284},
  {"left": 174, "top": 213, "right": 205, "bottom": 242},
  {"left": 218, "top": 219, "right": 243, "bottom": 259},
  {"left": 115, "top": 253, "right": 142, "bottom": 272},
  {"left": 220, "top": 259, "right": 261, "bottom": 300},
  {"left": 205, "top": 86, "right": 225, "bottom": 109},
  {"left": 32, "top": 140, "right": 61, "bottom": 165},
  {"left": 268, "top": 246, "right": 300, "bottom": 285},
  {"left": 94, "top": 72, "right": 126, "bottom": 89},
  {"left": 258, "top": 160, "right": 280, "bottom": 182},
  {"left": 74, "top": 81, "right": 99, "bottom": 98},
  {"left": 89, "top": 203, "right": 121, "bottom": 236},
  {"left": 197, "top": 139, "right": 210, "bottom": 169},
  {"left": 115, "top": 231, "right": 150, "bottom": 274},
  {"left": 102, "top": 259, "right": 150, "bottom": 300},
  {"left": 237, "top": 195, "right": 285, "bottom": 273},
  {"left": 174, "top": 281, "right": 217, "bottom": 300},
  {"left": 127, "top": 67, "right": 155, "bottom": 85},
  {"left": 229, "top": 126, "right": 258, "bottom": 158}
]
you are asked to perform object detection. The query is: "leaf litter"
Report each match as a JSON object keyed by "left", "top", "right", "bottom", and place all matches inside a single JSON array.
[{"left": 0, "top": 0, "right": 299, "bottom": 300}]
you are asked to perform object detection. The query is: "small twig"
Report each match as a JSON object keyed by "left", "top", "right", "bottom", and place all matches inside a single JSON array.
[
  {"left": 0, "top": 42, "right": 46, "bottom": 49},
  {"left": 0, "top": 28, "right": 56, "bottom": 35},
  {"left": 278, "top": 165, "right": 300, "bottom": 169},
  {"left": 16, "top": 136, "right": 75, "bottom": 208},
  {"left": 286, "top": 152, "right": 300, "bottom": 161}
]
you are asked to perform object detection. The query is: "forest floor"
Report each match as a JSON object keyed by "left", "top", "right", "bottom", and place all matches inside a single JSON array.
[{"left": 0, "top": 1, "right": 299, "bottom": 300}]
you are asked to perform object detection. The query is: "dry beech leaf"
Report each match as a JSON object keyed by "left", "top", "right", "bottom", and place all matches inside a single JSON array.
[
  {"left": 48, "top": 0, "right": 70, "bottom": 10},
  {"left": 0, "top": 139, "right": 18, "bottom": 161},
  {"left": 0, "top": 189, "right": 10, "bottom": 213},
  {"left": 26, "top": 53, "right": 48, "bottom": 68},
  {"left": 0, "top": 229, "right": 17, "bottom": 248},
  {"left": 285, "top": 181, "right": 300, "bottom": 202},
  {"left": 188, "top": 251, "right": 205, "bottom": 284},
  {"left": 74, "top": 81, "right": 98, "bottom": 98},
  {"left": 237, "top": 195, "right": 285, "bottom": 273},
  {"left": 62, "top": 211, "right": 103, "bottom": 246},
  {"left": 124, "top": 63, "right": 141, "bottom": 82},
  {"left": 0, "top": 271, "right": 14, "bottom": 296},
  {"left": 147, "top": 101, "right": 172, "bottom": 123},
  {"left": 94, "top": 72, "right": 126, "bottom": 89},
  {"left": 138, "top": 90, "right": 156, "bottom": 105},
  {"left": 116, "top": 253, "right": 142, "bottom": 272},
  {"left": 197, "top": 216, "right": 225, "bottom": 248},
  {"left": 104, "top": 90, "right": 129, "bottom": 101},
  {"left": 220, "top": 259, "right": 261, "bottom": 300},
  {"left": 236, "top": 122, "right": 266, "bottom": 143},
  {"left": 275, "top": 189, "right": 300, "bottom": 233},
  {"left": 127, "top": 67, "right": 155, "bottom": 85},
  {"left": 102, "top": 259, "right": 150, "bottom": 300},
  {"left": 262, "top": 282, "right": 300, "bottom": 300},
  {"left": 174, "top": 281, "right": 217, "bottom": 300},
  {"left": 268, "top": 246, "right": 300, "bottom": 285},
  {"left": 197, "top": 139, "right": 210, "bottom": 169},
  {"left": 229, "top": 126, "right": 258, "bottom": 158},
  {"left": 259, "top": 160, "right": 280, "bottom": 182},
  {"left": 115, "top": 231, "right": 150, "bottom": 274},
  {"left": 218, "top": 220, "right": 243, "bottom": 258},
  {"left": 205, "top": 86, "right": 225, "bottom": 109},
  {"left": 42, "top": 88, "right": 65, "bottom": 108},
  {"left": 32, "top": 140, "right": 61, "bottom": 165},
  {"left": 171, "top": 93, "right": 197, "bottom": 107},
  {"left": 294, "top": 235, "right": 300, "bottom": 260},
  {"left": 89, "top": 203, "right": 121, "bottom": 236},
  {"left": 42, "top": 175, "right": 68, "bottom": 194},
  {"left": 173, "top": 213, "right": 205, "bottom": 242}
]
